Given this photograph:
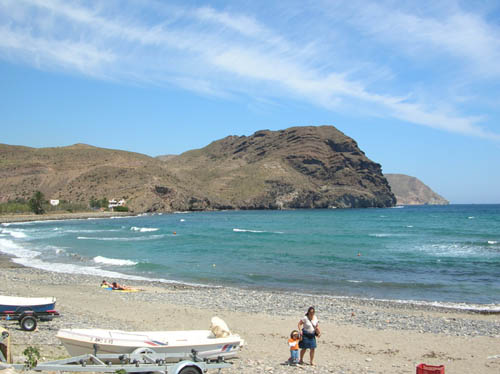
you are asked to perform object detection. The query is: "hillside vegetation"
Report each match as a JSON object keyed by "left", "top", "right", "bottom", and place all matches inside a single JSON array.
[{"left": 0, "top": 143, "right": 197, "bottom": 212}]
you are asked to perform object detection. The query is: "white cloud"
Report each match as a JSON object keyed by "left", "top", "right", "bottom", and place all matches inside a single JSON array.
[
  {"left": 0, "top": 0, "right": 498, "bottom": 141},
  {"left": 0, "top": 25, "right": 115, "bottom": 75},
  {"left": 194, "top": 6, "right": 266, "bottom": 38},
  {"left": 336, "top": 0, "right": 500, "bottom": 77}
]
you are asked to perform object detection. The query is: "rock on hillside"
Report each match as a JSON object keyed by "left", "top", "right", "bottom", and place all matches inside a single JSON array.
[
  {"left": 163, "top": 126, "right": 396, "bottom": 209},
  {"left": 385, "top": 174, "right": 449, "bottom": 205}
]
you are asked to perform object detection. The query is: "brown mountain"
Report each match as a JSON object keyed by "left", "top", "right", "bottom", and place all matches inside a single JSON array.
[
  {"left": 162, "top": 126, "right": 396, "bottom": 209},
  {"left": 0, "top": 125, "right": 396, "bottom": 212},
  {"left": 385, "top": 174, "right": 449, "bottom": 205},
  {"left": 0, "top": 143, "right": 197, "bottom": 212}
]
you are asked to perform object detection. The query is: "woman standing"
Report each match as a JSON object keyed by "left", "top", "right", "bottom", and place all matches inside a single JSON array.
[{"left": 298, "top": 306, "right": 321, "bottom": 365}]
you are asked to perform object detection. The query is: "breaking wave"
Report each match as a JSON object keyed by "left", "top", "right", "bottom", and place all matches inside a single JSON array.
[
  {"left": 233, "top": 228, "right": 283, "bottom": 234},
  {"left": 77, "top": 235, "right": 164, "bottom": 241},
  {"left": 93, "top": 256, "right": 138, "bottom": 266},
  {"left": 130, "top": 226, "right": 159, "bottom": 232},
  {"left": 0, "top": 229, "right": 27, "bottom": 238}
]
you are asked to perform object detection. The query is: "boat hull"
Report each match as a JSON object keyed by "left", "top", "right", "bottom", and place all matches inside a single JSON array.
[
  {"left": 0, "top": 296, "right": 56, "bottom": 313},
  {"left": 57, "top": 329, "right": 244, "bottom": 363}
]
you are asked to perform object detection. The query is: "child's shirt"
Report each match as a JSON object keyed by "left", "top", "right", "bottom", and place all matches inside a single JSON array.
[{"left": 288, "top": 337, "right": 300, "bottom": 350}]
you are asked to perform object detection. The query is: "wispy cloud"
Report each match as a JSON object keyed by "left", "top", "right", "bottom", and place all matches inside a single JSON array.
[
  {"left": 0, "top": 0, "right": 499, "bottom": 141},
  {"left": 336, "top": 0, "right": 500, "bottom": 78},
  {"left": 0, "top": 24, "right": 115, "bottom": 75}
]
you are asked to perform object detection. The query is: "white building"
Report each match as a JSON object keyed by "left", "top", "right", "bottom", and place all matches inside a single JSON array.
[
  {"left": 108, "top": 199, "right": 126, "bottom": 209},
  {"left": 50, "top": 200, "right": 60, "bottom": 206}
]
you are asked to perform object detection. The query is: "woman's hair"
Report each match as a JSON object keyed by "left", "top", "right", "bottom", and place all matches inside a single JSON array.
[
  {"left": 290, "top": 330, "right": 299, "bottom": 338},
  {"left": 305, "top": 306, "right": 315, "bottom": 316}
]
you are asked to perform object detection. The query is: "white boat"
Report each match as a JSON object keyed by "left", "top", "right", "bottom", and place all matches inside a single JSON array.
[{"left": 56, "top": 322, "right": 244, "bottom": 362}]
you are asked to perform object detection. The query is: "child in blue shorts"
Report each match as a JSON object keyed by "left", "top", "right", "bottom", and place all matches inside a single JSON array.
[{"left": 288, "top": 330, "right": 301, "bottom": 365}]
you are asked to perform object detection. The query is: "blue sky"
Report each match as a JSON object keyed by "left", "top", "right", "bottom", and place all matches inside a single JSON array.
[{"left": 1, "top": 0, "right": 500, "bottom": 203}]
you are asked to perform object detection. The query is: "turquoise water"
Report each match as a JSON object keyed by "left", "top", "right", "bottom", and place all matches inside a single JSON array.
[{"left": 1, "top": 205, "right": 499, "bottom": 306}]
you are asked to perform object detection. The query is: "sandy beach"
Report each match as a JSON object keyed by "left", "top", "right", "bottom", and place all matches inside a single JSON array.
[
  {"left": 0, "top": 260, "right": 499, "bottom": 374},
  {"left": 0, "top": 211, "right": 134, "bottom": 224}
]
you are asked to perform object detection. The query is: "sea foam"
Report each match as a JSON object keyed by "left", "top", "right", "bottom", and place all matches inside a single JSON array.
[
  {"left": 233, "top": 228, "right": 265, "bottom": 233},
  {"left": 1, "top": 229, "right": 27, "bottom": 238},
  {"left": 93, "top": 256, "right": 138, "bottom": 266},
  {"left": 130, "top": 226, "right": 159, "bottom": 232},
  {"left": 0, "top": 238, "right": 41, "bottom": 259},
  {"left": 77, "top": 235, "right": 164, "bottom": 241},
  {"left": 233, "top": 228, "right": 283, "bottom": 234},
  {"left": 369, "top": 233, "right": 392, "bottom": 237}
]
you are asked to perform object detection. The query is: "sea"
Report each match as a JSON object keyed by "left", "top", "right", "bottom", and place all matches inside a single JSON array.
[{"left": 1, "top": 205, "right": 499, "bottom": 311}]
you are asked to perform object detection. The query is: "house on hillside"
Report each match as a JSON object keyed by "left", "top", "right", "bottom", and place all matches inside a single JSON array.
[
  {"left": 108, "top": 199, "right": 126, "bottom": 210},
  {"left": 50, "top": 199, "right": 60, "bottom": 206}
]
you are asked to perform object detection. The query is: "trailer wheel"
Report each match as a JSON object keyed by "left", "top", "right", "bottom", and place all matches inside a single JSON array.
[
  {"left": 20, "top": 316, "right": 37, "bottom": 331},
  {"left": 178, "top": 366, "right": 201, "bottom": 374}
]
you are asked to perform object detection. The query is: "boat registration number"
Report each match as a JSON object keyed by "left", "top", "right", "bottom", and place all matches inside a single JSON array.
[{"left": 91, "top": 337, "right": 113, "bottom": 344}]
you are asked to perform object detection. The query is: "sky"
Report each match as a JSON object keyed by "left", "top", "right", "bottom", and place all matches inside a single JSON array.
[{"left": 1, "top": 0, "right": 500, "bottom": 204}]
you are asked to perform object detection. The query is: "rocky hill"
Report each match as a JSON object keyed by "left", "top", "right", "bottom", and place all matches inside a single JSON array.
[
  {"left": 385, "top": 174, "right": 449, "bottom": 205},
  {"left": 0, "top": 126, "right": 396, "bottom": 212},
  {"left": 162, "top": 126, "right": 396, "bottom": 209},
  {"left": 0, "top": 143, "right": 199, "bottom": 212}
]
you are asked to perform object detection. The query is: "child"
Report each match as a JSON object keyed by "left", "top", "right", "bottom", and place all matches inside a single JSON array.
[{"left": 288, "top": 330, "right": 301, "bottom": 365}]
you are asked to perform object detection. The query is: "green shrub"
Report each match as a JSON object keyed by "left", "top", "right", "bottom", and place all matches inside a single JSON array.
[
  {"left": 0, "top": 201, "right": 31, "bottom": 213},
  {"left": 29, "top": 191, "right": 45, "bottom": 214},
  {"left": 23, "top": 346, "right": 40, "bottom": 369}
]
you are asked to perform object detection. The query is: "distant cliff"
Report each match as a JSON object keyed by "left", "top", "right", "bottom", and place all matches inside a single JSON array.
[
  {"left": 385, "top": 174, "right": 449, "bottom": 205},
  {"left": 0, "top": 125, "right": 396, "bottom": 212}
]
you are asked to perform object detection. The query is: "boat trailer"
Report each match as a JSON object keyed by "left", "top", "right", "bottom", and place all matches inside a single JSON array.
[
  {"left": 0, "top": 308, "right": 60, "bottom": 332},
  {"left": 0, "top": 345, "right": 233, "bottom": 374}
]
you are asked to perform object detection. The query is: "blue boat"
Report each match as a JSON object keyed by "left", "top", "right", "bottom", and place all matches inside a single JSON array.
[
  {"left": 0, "top": 296, "right": 56, "bottom": 313},
  {"left": 1, "top": 296, "right": 59, "bottom": 331}
]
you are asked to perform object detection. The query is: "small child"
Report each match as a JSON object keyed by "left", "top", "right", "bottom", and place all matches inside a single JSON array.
[{"left": 288, "top": 330, "right": 301, "bottom": 365}]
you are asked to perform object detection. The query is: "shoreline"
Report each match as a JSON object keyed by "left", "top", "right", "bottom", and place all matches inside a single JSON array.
[
  {"left": 0, "top": 253, "right": 23, "bottom": 268},
  {"left": 0, "top": 211, "right": 135, "bottom": 224},
  {"left": 0, "top": 252, "right": 498, "bottom": 316},
  {"left": 1, "top": 266, "right": 499, "bottom": 374}
]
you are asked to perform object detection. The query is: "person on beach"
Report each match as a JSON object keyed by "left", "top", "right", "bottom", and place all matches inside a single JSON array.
[
  {"left": 101, "top": 280, "right": 112, "bottom": 288},
  {"left": 288, "top": 330, "right": 301, "bottom": 365},
  {"left": 111, "top": 281, "right": 131, "bottom": 290},
  {"left": 298, "top": 306, "right": 321, "bottom": 365}
]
